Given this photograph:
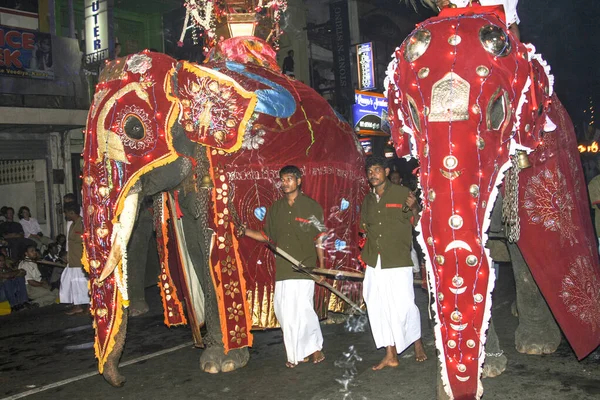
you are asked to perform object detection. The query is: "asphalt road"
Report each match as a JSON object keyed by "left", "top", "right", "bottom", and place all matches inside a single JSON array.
[{"left": 1, "top": 266, "right": 599, "bottom": 400}]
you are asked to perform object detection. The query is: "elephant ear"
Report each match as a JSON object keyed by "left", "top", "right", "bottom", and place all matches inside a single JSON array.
[{"left": 167, "top": 61, "right": 258, "bottom": 152}]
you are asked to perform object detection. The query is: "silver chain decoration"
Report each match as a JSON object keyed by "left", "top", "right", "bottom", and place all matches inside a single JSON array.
[
  {"left": 502, "top": 155, "right": 521, "bottom": 243},
  {"left": 485, "top": 350, "right": 505, "bottom": 357}
]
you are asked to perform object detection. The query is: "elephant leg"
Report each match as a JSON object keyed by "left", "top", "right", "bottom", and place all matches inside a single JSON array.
[
  {"left": 509, "top": 242, "right": 562, "bottom": 354},
  {"left": 178, "top": 189, "right": 249, "bottom": 374},
  {"left": 482, "top": 319, "right": 507, "bottom": 378},
  {"left": 103, "top": 308, "right": 128, "bottom": 387},
  {"left": 126, "top": 198, "right": 154, "bottom": 317}
]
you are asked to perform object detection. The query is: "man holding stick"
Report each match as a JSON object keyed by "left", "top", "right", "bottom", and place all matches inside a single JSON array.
[
  {"left": 240, "top": 165, "right": 326, "bottom": 368},
  {"left": 360, "top": 156, "right": 427, "bottom": 370}
]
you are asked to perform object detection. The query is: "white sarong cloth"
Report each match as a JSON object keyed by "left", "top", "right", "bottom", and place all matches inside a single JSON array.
[
  {"left": 363, "top": 255, "right": 421, "bottom": 353},
  {"left": 411, "top": 246, "right": 420, "bottom": 273},
  {"left": 274, "top": 279, "right": 323, "bottom": 365},
  {"left": 60, "top": 267, "right": 90, "bottom": 305}
]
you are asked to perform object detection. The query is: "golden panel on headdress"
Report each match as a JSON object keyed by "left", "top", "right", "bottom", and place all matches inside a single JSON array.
[{"left": 429, "top": 73, "right": 470, "bottom": 122}]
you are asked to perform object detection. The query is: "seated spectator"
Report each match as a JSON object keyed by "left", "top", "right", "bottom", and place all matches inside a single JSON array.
[
  {"left": 55, "top": 234, "right": 66, "bottom": 252},
  {"left": 0, "top": 253, "right": 32, "bottom": 311},
  {"left": 0, "top": 207, "right": 36, "bottom": 261},
  {"left": 18, "top": 245, "right": 57, "bottom": 307},
  {"left": 0, "top": 206, "right": 7, "bottom": 222},
  {"left": 44, "top": 243, "right": 65, "bottom": 290},
  {"left": 18, "top": 206, "right": 52, "bottom": 251},
  {"left": 39, "top": 242, "right": 60, "bottom": 282}
]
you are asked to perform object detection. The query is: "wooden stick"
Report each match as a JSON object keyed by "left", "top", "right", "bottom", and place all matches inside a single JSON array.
[
  {"left": 36, "top": 259, "right": 66, "bottom": 268},
  {"left": 270, "top": 245, "right": 365, "bottom": 315}
]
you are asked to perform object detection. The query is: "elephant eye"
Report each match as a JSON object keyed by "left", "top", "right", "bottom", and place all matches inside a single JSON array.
[
  {"left": 123, "top": 114, "right": 145, "bottom": 140},
  {"left": 486, "top": 89, "right": 510, "bottom": 131},
  {"left": 404, "top": 29, "right": 432, "bottom": 62},
  {"left": 479, "top": 25, "right": 511, "bottom": 57}
]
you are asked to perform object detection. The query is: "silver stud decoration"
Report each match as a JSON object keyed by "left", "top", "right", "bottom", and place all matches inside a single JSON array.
[
  {"left": 438, "top": 292, "right": 444, "bottom": 301},
  {"left": 448, "top": 340, "right": 457, "bottom": 349},
  {"left": 451, "top": 310, "right": 462, "bottom": 322},
  {"left": 418, "top": 67, "right": 430, "bottom": 78},
  {"left": 448, "top": 35, "right": 462, "bottom": 46},
  {"left": 452, "top": 275, "right": 464, "bottom": 287},
  {"left": 443, "top": 155, "right": 458, "bottom": 170},
  {"left": 435, "top": 255, "right": 445, "bottom": 265},
  {"left": 477, "top": 136, "right": 485, "bottom": 150},
  {"left": 428, "top": 189, "right": 436, "bottom": 202},
  {"left": 466, "top": 339, "right": 476, "bottom": 348},
  {"left": 474, "top": 293, "right": 484, "bottom": 303},
  {"left": 469, "top": 184, "right": 480, "bottom": 198},
  {"left": 449, "top": 215, "right": 464, "bottom": 229},
  {"left": 427, "top": 237, "right": 434, "bottom": 246},
  {"left": 457, "top": 364, "right": 467, "bottom": 373},
  {"left": 476, "top": 65, "right": 490, "bottom": 77},
  {"left": 466, "top": 255, "right": 478, "bottom": 266}
]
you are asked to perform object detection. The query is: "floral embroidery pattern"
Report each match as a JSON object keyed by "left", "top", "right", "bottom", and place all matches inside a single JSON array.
[
  {"left": 523, "top": 168, "right": 578, "bottom": 246},
  {"left": 559, "top": 256, "right": 600, "bottom": 332},
  {"left": 126, "top": 54, "right": 153, "bottom": 75}
]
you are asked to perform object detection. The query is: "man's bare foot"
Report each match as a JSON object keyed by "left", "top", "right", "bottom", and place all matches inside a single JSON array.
[
  {"left": 414, "top": 339, "right": 428, "bottom": 362},
  {"left": 311, "top": 350, "right": 325, "bottom": 364},
  {"left": 285, "top": 361, "right": 296, "bottom": 368},
  {"left": 65, "top": 305, "right": 84, "bottom": 315},
  {"left": 372, "top": 354, "right": 399, "bottom": 370}
]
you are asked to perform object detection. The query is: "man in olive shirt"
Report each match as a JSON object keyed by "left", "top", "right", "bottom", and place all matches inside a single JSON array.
[
  {"left": 243, "top": 165, "right": 326, "bottom": 368},
  {"left": 360, "top": 156, "right": 427, "bottom": 370}
]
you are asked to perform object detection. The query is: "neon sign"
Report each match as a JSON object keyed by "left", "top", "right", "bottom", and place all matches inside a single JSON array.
[{"left": 579, "top": 142, "right": 599, "bottom": 153}]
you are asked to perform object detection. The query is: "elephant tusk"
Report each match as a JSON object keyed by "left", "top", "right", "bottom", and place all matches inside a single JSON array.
[{"left": 98, "top": 193, "right": 140, "bottom": 282}]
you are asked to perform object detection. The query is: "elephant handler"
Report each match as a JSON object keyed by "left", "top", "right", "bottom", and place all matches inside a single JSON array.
[
  {"left": 240, "top": 165, "right": 327, "bottom": 368},
  {"left": 360, "top": 156, "right": 427, "bottom": 370}
]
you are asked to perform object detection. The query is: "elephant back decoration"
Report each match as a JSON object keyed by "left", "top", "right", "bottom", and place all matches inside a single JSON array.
[
  {"left": 386, "top": 5, "right": 600, "bottom": 400},
  {"left": 82, "top": 37, "right": 367, "bottom": 377}
]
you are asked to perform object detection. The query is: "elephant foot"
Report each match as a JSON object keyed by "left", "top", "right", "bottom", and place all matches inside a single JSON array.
[
  {"left": 221, "top": 348, "right": 250, "bottom": 372},
  {"left": 128, "top": 300, "right": 150, "bottom": 317},
  {"left": 103, "top": 363, "right": 127, "bottom": 387},
  {"left": 515, "top": 324, "right": 561, "bottom": 355},
  {"left": 200, "top": 345, "right": 249, "bottom": 374},
  {"left": 482, "top": 353, "right": 507, "bottom": 378}
]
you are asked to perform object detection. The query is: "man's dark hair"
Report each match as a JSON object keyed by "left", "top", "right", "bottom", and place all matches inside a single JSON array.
[
  {"left": 17, "top": 206, "right": 30, "bottom": 219},
  {"left": 63, "top": 193, "right": 77, "bottom": 203},
  {"left": 0, "top": 206, "right": 7, "bottom": 215},
  {"left": 288, "top": 50, "right": 293, "bottom": 56},
  {"left": 365, "top": 156, "right": 388, "bottom": 171},
  {"left": 63, "top": 202, "right": 81, "bottom": 215},
  {"left": 5, "top": 207, "right": 14, "bottom": 213},
  {"left": 279, "top": 165, "right": 302, "bottom": 179},
  {"left": 24, "top": 244, "right": 37, "bottom": 256}
]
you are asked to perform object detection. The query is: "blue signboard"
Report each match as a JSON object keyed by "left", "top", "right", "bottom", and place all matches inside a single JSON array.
[
  {"left": 0, "top": 25, "right": 53, "bottom": 79},
  {"left": 356, "top": 42, "right": 375, "bottom": 91},
  {"left": 352, "top": 91, "right": 390, "bottom": 136}
]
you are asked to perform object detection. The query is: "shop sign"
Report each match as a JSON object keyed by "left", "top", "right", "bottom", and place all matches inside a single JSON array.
[
  {"left": 0, "top": 26, "right": 53, "bottom": 79},
  {"left": 85, "top": 0, "right": 109, "bottom": 64},
  {"left": 352, "top": 90, "right": 390, "bottom": 136},
  {"left": 356, "top": 42, "right": 375, "bottom": 90}
]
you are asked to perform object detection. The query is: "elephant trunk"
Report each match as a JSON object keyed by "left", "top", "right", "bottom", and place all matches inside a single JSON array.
[{"left": 102, "top": 308, "right": 128, "bottom": 387}]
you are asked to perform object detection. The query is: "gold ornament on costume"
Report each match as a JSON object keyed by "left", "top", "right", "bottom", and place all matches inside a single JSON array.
[
  {"left": 423, "top": 144, "right": 429, "bottom": 157},
  {"left": 200, "top": 175, "right": 214, "bottom": 189},
  {"left": 96, "top": 308, "right": 108, "bottom": 318},
  {"left": 516, "top": 150, "right": 532, "bottom": 169},
  {"left": 449, "top": 215, "right": 464, "bottom": 229},
  {"left": 471, "top": 104, "right": 481, "bottom": 114},
  {"left": 429, "top": 72, "right": 470, "bottom": 122},
  {"left": 435, "top": 255, "right": 445, "bottom": 265},
  {"left": 440, "top": 169, "right": 462, "bottom": 180},
  {"left": 404, "top": 29, "right": 432, "bottom": 62},
  {"left": 96, "top": 226, "right": 109, "bottom": 239},
  {"left": 448, "top": 340, "right": 457, "bottom": 348},
  {"left": 428, "top": 189, "right": 436, "bottom": 202},
  {"left": 476, "top": 65, "right": 490, "bottom": 77},
  {"left": 469, "top": 184, "right": 480, "bottom": 198},
  {"left": 90, "top": 260, "right": 101, "bottom": 269},
  {"left": 427, "top": 237, "right": 434, "bottom": 246},
  {"left": 84, "top": 176, "right": 94, "bottom": 185},
  {"left": 452, "top": 275, "right": 464, "bottom": 287},
  {"left": 457, "top": 364, "right": 467, "bottom": 373},
  {"left": 466, "top": 255, "right": 478, "bottom": 266},
  {"left": 482, "top": 200, "right": 487, "bottom": 208},
  {"left": 423, "top": 106, "right": 430, "bottom": 116},
  {"left": 451, "top": 310, "right": 462, "bottom": 322},
  {"left": 477, "top": 136, "right": 485, "bottom": 150},
  {"left": 438, "top": 292, "right": 444, "bottom": 301},
  {"left": 479, "top": 25, "right": 512, "bottom": 57},
  {"left": 466, "top": 339, "right": 476, "bottom": 348},
  {"left": 448, "top": 35, "right": 462, "bottom": 46},
  {"left": 418, "top": 67, "right": 430, "bottom": 78},
  {"left": 98, "top": 186, "right": 110, "bottom": 198},
  {"left": 474, "top": 293, "right": 484, "bottom": 303}
]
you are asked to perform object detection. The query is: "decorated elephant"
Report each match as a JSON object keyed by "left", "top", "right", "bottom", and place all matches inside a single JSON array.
[
  {"left": 81, "top": 37, "right": 367, "bottom": 386},
  {"left": 385, "top": 5, "right": 600, "bottom": 399}
]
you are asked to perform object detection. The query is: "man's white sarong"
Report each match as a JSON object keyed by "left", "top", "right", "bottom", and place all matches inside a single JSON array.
[
  {"left": 60, "top": 267, "right": 90, "bottom": 305},
  {"left": 274, "top": 279, "right": 323, "bottom": 364},
  {"left": 364, "top": 256, "right": 421, "bottom": 353}
]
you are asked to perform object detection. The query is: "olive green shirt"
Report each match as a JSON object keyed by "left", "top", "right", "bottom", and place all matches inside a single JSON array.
[
  {"left": 360, "top": 181, "right": 416, "bottom": 268},
  {"left": 68, "top": 217, "right": 84, "bottom": 268},
  {"left": 264, "top": 193, "right": 325, "bottom": 281}
]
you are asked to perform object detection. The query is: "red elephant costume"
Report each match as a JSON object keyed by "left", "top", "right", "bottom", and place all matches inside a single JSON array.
[
  {"left": 82, "top": 38, "right": 367, "bottom": 374},
  {"left": 385, "top": 6, "right": 600, "bottom": 400}
]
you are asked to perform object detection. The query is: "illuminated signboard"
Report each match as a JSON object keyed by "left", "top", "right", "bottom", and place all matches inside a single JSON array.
[
  {"left": 85, "top": 0, "right": 109, "bottom": 64},
  {"left": 359, "top": 138, "right": 372, "bottom": 155},
  {"left": 0, "top": 26, "right": 53, "bottom": 79},
  {"left": 579, "top": 142, "right": 599, "bottom": 153},
  {"left": 356, "top": 42, "right": 375, "bottom": 91},
  {"left": 352, "top": 90, "right": 390, "bottom": 136}
]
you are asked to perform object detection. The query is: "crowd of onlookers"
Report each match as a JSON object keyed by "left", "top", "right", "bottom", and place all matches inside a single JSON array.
[{"left": 0, "top": 193, "right": 87, "bottom": 314}]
